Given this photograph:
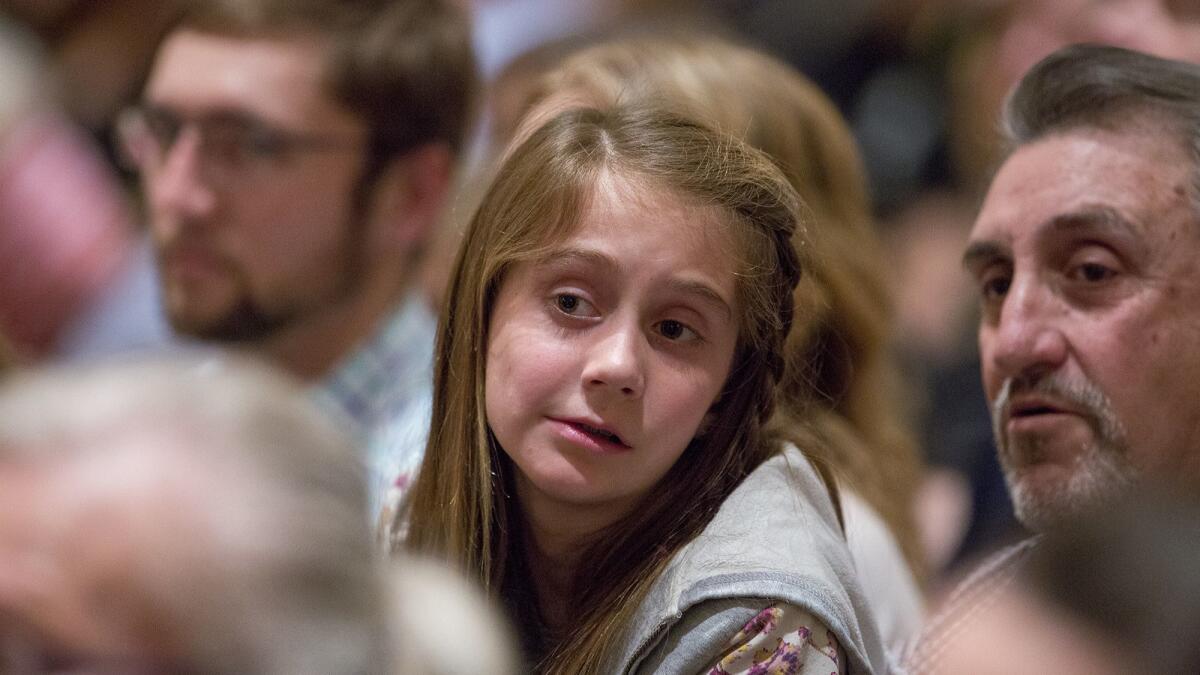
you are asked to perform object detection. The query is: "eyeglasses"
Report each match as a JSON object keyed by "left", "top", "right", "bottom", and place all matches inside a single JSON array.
[{"left": 115, "top": 104, "right": 363, "bottom": 184}]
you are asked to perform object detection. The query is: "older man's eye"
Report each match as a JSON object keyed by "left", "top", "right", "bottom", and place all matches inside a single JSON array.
[
  {"left": 978, "top": 267, "right": 1011, "bottom": 301},
  {"left": 1072, "top": 262, "right": 1117, "bottom": 283},
  {"left": 1065, "top": 246, "right": 1123, "bottom": 286}
]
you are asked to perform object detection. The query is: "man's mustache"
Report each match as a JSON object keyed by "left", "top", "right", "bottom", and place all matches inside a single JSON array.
[{"left": 993, "top": 372, "right": 1124, "bottom": 447}]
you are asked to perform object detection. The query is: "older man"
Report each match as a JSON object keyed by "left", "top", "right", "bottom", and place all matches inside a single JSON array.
[
  {"left": 117, "top": 0, "right": 476, "bottom": 510},
  {"left": 964, "top": 44, "right": 1200, "bottom": 529},
  {"left": 909, "top": 43, "right": 1200, "bottom": 672}
]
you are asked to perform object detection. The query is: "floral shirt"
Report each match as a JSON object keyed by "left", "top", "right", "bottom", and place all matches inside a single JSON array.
[{"left": 708, "top": 604, "right": 845, "bottom": 675}]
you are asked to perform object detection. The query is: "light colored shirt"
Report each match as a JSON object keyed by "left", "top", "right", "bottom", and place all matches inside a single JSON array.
[
  {"left": 57, "top": 239, "right": 173, "bottom": 360},
  {"left": 841, "top": 488, "right": 925, "bottom": 666}
]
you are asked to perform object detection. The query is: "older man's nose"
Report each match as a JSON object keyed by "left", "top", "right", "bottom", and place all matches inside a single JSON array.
[{"left": 986, "top": 278, "right": 1069, "bottom": 382}]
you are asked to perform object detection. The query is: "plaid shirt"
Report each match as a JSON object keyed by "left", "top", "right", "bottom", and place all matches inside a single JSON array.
[{"left": 314, "top": 291, "right": 436, "bottom": 517}]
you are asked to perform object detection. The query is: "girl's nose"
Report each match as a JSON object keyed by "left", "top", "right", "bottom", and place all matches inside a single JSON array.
[{"left": 581, "top": 323, "right": 645, "bottom": 399}]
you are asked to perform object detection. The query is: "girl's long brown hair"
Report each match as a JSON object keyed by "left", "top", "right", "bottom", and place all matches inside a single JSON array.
[
  {"left": 396, "top": 105, "right": 804, "bottom": 674},
  {"left": 524, "top": 35, "right": 925, "bottom": 574}
]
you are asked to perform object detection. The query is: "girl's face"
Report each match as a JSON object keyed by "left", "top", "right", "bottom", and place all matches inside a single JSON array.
[{"left": 485, "top": 172, "right": 740, "bottom": 527}]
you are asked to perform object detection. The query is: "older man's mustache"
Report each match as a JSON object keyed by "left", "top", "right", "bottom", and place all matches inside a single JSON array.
[{"left": 992, "top": 373, "right": 1126, "bottom": 449}]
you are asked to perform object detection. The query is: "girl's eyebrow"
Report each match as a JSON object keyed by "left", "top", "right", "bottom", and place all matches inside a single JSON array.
[
  {"left": 666, "top": 279, "right": 732, "bottom": 321},
  {"left": 538, "top": 247, "right": 732, "bottom": 320},
  {"left": 535, "top": 247, "right": 617, "bottom": 273}
]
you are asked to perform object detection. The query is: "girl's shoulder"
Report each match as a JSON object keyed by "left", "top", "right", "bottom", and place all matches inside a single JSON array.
[
  {"left": 632, "top": 599, "right": 851, "bottom": 675},
  {"left": 707, "top": 443, "right": 842, "bottom": 541},
  {"left": 613, "top": 445, "right": 888, "bottom": 674}
]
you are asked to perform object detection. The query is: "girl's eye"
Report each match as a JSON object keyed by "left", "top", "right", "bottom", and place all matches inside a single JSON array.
[
  {"left": 655, "top": 319, "right": 700, "bottom": 342},
  {"left": 553, "top": 293, "right": 596, "bottom": 317}
]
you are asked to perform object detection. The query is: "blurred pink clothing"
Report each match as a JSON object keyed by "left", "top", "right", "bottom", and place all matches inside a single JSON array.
[{"left": 0, "top": 111, "right": 168, "bottom": 359}]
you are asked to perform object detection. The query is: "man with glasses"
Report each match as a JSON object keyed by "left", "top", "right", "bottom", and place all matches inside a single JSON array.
[{"left": 119, "top": 0, "right": 476, "bottom": 513}]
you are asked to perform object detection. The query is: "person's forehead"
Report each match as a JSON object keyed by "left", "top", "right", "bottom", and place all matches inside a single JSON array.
[
  {"left": 579, "top": 171, "right": 740, "bottom": 255},
  {"left": 969, "top": 127, "right": 1193, "bottom": 249},
  {"left": 145, "top": 28, "right": 358, "bottom": 131}
]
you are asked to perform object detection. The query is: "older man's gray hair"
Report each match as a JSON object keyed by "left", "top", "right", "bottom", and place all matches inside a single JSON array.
[{"left": 1001, "top": 43, "right": 1200, "bottom": 211}]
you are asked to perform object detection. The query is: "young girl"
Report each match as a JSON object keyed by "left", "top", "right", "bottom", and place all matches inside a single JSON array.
[
  {"left": 392, "top": 105, "right": 886, "bottom": 674},
  {"left": 508, "top": 35, "right": 926, "bottom": 657}
]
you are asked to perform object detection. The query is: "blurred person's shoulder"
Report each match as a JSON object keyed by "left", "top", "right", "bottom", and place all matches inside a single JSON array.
[
  {"left": 902, "top": 536, "right": 1040, "bottom": 673},
  {"left": 386, "top": 554, "right": 520, "bottom": 675}
]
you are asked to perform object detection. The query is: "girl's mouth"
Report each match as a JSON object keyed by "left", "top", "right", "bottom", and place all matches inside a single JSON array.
[
  {"left": 576, "top": 422, "right": 625, "bottom": 446},
  {"left": 553, "top": 418, "right": 632, "bottom": 451}
]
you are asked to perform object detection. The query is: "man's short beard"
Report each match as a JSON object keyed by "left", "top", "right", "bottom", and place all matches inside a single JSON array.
[
  {"left": 182, "top": 295, "right": 294, "bottom": 343},
  {"left": 180, "top": 249, "right": 366, "bottom": 344},
  {"left": 166, "top": 176, "right": 374, "bottom": 346},
  {"left": 992, "top": 374, "right": 1138, "bottom": 532}
]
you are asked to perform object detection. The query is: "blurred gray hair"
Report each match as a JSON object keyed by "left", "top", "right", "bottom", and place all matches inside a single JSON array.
[
  {"left": 0, "top": 353, "right": 391, "bottom": 674},
  {"left": 1002, "top": 43, "right": 1200, "bottom": 211}
]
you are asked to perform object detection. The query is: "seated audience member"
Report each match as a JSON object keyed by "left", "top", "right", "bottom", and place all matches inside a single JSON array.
[
  {"left": 386, "top": 555, "right": 520, "bottom": 675},
  {"left": 486, "top": 34, "right": 925, "bottom": 657},
  {"left": 116, "top": 0, "right": 476, "bottom": 514},
  {"left": 0, "top": 20, "right": 171, "bottom": 363},
  {"left": 932, "top": 489, "right": 1200, "bottom": 674},
  {"left": 908, "top": 43, "right": 1200, "bottom": 671},
  {"left": 0, "top": 355, "right": 516, "bottom": 675},
  {"left": 0, "top": 356, "right": 387, "bottom": 673},
  {"left": 390, "top": 105, "right": 887, "bottom": 673}
]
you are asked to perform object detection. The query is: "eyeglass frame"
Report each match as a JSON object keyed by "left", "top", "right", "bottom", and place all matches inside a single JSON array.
[{"left": 115, "top": 103, "right": 374, "bottom": 186}]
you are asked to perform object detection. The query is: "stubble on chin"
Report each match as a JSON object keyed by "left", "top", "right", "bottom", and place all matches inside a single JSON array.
[
  {"left": 157, "top": 251, "right": 294, "bottom": 344},
  {"left": 176, "top": 298, "right": 290, "bottom": 343},
  {"left": 992, "top": 375, "right": 1138, "bottom": 532},
  {"left": 162, "top": 272, "right": 288, "bottom": 344}
]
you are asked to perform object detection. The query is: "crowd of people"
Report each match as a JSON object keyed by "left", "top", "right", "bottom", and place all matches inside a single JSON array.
[{"left": 3, "top": 1, "right": 1200, "bottom": 673}]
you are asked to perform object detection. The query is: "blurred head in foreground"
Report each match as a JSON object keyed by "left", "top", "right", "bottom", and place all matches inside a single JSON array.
[{"left": 0, "top": 355, "right": 389, "bottom": 674}]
